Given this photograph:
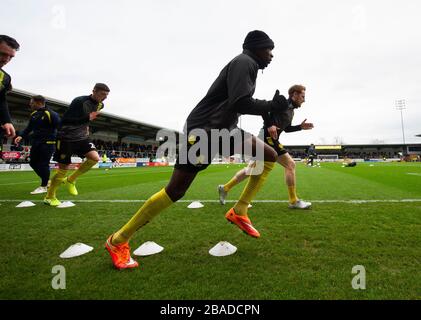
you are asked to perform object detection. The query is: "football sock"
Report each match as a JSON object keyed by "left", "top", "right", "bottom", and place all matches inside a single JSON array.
[
  {"left": 233, "top": 161, "right": 275, "bottom": 215},
  {"left": 224, "top": 166, "right": 251, "bottom": 192},
  {"left": 288, "top": 186, "right": 298, "bottom": 204},
  {"left": 224, "top": 176, "right": 239, "bottom": 192},
  {"left": 46, "top": 169, "right": 67, "bottom": 198},
  {"left": 68, "top": 159, "right": 97, "bottom": 183},
  {"left": 112, "top": 188, "right": 173, "bottom": 245}
]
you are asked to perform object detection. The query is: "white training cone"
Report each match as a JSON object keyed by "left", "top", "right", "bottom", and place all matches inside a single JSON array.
[
  {"left": 187, "top": 201, "right": 204, "bottom": 209},
  {"left": 248, "top": 204, "right": 253, "bottom": 208},
  {"left": 57, "top": 201, "right": 75, "bottom": 208},
  {"left": 16, "top": 201, "right": 36, "bottom": 208},
  {"left": 209, "top": 241, "right": 237, "bottom": 257},
  {"left": 60, "top": 243, "right": 93, "bottom": 258},
  {"left": 133, "top": 241, "right": 164, "bottom": 256}
]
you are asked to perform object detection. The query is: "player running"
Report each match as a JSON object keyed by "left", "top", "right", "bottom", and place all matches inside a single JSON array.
[
  {"left": 218, "top": 85, "right": 314, "bottom": 210},
  {"left": 44, "top": 83, "right": 110, "bottom": 206},
  {"left": 105, "top": 30, "right": 289, "bottom": 269},
  {"left": 14, "top": 95, "right": 60, "bottom": 194}
]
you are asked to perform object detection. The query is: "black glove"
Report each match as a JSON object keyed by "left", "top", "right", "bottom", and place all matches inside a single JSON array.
[{"left": 271, "top": 90, "right": 288, "bottom": 112}]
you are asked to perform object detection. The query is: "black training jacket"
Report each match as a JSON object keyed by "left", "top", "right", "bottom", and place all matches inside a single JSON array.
[
  {"left": 185, "top": 50, "right": 282, "bottom": 132},
  {"left": 262, "top": 98, "right": 302, "bottom": 135},
  {"left": 0, "top": 68, "right": 12, "bottom": 125},
  {"left": 57, "top": 95, "right": 104, "bottom": 141},
  {"left": 18, "top": 107, "right": 61, "bottom": 144}
]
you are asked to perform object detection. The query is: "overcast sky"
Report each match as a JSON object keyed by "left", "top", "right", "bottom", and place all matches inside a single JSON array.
[{"left": 3, "top": 0, "right": 421, "bottom": 145}]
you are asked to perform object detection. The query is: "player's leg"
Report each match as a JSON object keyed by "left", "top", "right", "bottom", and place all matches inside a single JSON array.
[
  {"left": 67, "top": 150, "right": 99, "bottom": 183},
  {"left": 277, "top": 153, "right": 297, "bottom": 202},
  {"left": 106, "top": 168, "right": 198, "bottom": 269},
  {"left": 278, "top": 153, "right": 311, "bottom": 209},
  {"left": 226, "top": 135, "right": 277, "bottom": 238},
  {"left": 233, "top": 136, "right": 276, "bottom": 214},
  {"left": 112, "top": 168, "right": 198, "bottom": 245},
  {"left": 31, "top": 143, "right": 54, "bottom": 194},
  {"left": 44, "top": 163, "right": 69, "bottom": 205},
  {"left": 65, "top": 142, "right": 99, "bottom": 195},
  {"left": 28, "top": 144, "right": 45, "bottom": 193},
  {"left": 218, "top": 163, "right": 252, "bottom": 205},
  {"left": 44, "top": 140, "right": 70, "bottom": 205},
  {"left": 38, "top": 143, "right": 54, "bottom": 187}
]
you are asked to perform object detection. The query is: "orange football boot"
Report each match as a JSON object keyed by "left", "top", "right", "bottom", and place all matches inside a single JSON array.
[
  {"left": 225, "top": 208, "right": 260, "bottom": 238},
  {"left": 105, "top": 235, "right": 139, "bottom": 270}
]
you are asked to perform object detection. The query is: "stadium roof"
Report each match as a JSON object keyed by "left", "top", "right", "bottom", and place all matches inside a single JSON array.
[{"left": 7, "top": 88, "right": 180, "bottom": 142}]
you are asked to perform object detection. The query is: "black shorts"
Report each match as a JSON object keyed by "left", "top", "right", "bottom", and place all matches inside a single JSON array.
[
  {"left": 53, "top": 139, "right": 97, "bottom": 164},
  {"left": 258, "top": 128, "right": 288, "bottom": 156},
  {"left": 175, "top": 128, "right": 248, "bottom": 173}
]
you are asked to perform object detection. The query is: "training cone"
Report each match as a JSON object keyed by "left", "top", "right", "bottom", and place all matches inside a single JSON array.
[
  {"left": 209, "top": 241, "right": 237, "bottom": 257},
  {"left": 133, "top": 241, "right": 164, "bottom": 256},
  {"left": 248, "top": 204, "right": 253, "bottom": 208},
  {"left": 187, "top": 201, "right": 204, "bottom": 209},
  {"left": 57, "top": 201, "right": 75, "bottom": 208},
  {"left": 60, "top": 243, "right": 93, "bottom": 258},
  {"left": 16, "top": 201, "right": 36, "bottom": 208}
]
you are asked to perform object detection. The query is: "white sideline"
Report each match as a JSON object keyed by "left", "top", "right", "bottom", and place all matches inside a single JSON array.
[
  {"left": 1, "top": 199, "right": 421, "bottom": 203},
  {"left": 0, "top": 170, "right": 175, "bottom": 186},
  {"left": 0, "top": 180, "right": 39, "bottom": 186}
]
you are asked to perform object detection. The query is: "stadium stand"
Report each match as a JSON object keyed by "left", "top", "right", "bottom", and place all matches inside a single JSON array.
[
  {"left": 1, "top": 88, "right": 179, "bottom": 164},
  {"left": 1, "top": 89, "right": 420, "bottom": 166}
]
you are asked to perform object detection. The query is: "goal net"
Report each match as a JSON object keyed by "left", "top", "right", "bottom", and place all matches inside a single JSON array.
[{"left": 317, "top": 154, "right": 339, "bottom": 162}]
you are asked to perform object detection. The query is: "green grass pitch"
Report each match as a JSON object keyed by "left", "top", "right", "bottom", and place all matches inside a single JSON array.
[{"left": 0, "top": 162, "right": 420, "bottom": 299}]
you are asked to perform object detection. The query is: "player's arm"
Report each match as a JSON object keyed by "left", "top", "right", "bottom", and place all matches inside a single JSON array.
[
  {"left": 50, "top": 111, "right": 61, "bottom": 130},
  {"left": 14, "top": 115, "right": 35, "bottom": 144},
  {"left": 85, "top": 101, "right": 102, "bottom": 121},
  {"left": 0, "top": 88, "right": 11, "bottom": 124},
  {"left": 284, "top": 125, "right": 302, "bottom": 133},
  {"left": 234, "top": 90, "right": 289, "bottom": 116},
  {"left": 17, "top": 115, "right": 36, "bottom": 139},
  {"left": 260, "top": 112, "right": 280, "bottom": 140},
  {"left": 285, "top": 119, "right": 314, "bottom": 132},
  {"left": 262, "top": 111, "right": 274, "bottom": 127},
  {"left": 0, "top": 81, "right": 16, "bottom": 137},
  {"left": 227, "top": 59, "right": 288, "bottom": 116}
]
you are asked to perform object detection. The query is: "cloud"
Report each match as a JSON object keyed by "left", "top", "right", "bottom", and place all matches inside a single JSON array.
[{"left": 4, "top": 0, "right": 421, "bottom": 144}]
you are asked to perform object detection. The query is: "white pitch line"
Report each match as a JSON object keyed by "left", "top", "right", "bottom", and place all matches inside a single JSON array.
[
  {"left": 1, "top": 199, "right": 421, "bottom": 203},
  {"left": 0, "top": 169, "right": 175, "bottom": 186},
  {"left": 0, "top": 180, "right": 40, "bottom": 186}
]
